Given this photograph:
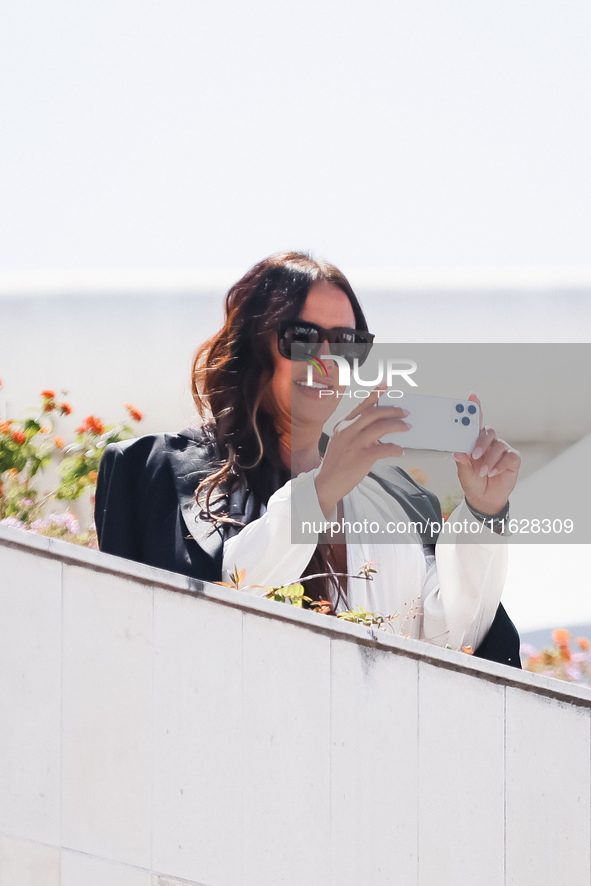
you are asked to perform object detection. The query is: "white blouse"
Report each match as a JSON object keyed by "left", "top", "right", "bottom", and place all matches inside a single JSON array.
[{"left": 222, "top": 469, "right": 507, "bottom": 651}]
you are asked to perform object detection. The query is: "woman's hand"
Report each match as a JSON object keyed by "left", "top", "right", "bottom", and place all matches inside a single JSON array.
[
  {"left": 314, "top": 387, "right": 410, "bottom": 518},
  {"left": 453, "top": 394, "right": 521, "bottom": 515}
]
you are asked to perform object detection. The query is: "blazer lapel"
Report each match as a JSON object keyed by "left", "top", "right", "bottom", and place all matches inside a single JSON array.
[
  {"left": 367, "top": 465, "right": 441, "bottom": 544},
  {"left": 167, "top": 430, "right": 224, "bottom": 559},
  {"left": 166, "top": 428, "right": 258, "bottom": 559}
]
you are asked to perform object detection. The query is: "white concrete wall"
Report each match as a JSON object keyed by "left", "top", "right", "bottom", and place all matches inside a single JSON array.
[{"left": 1, "top": 524, "right": 590, "bottom": 886}]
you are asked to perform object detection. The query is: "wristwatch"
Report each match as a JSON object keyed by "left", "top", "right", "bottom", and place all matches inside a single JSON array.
[{"left": 465, "top": 499, "right": 510, "bottom": 534}]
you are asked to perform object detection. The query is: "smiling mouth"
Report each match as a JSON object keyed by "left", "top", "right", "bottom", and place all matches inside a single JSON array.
[{"left": 294, "top": 379, "right": 332, "bottom": 390}]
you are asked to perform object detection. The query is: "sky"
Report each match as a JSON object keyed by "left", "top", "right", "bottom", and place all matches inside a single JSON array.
[{"left": 2, "top": 0, "right": 591, "bottom": 275}]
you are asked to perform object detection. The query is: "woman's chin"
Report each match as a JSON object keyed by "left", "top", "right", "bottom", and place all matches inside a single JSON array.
[{"left": 290, "top": 381, "right": 339, "bottom": 423}]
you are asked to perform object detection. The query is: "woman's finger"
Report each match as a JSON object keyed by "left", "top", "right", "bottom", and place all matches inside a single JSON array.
[
  {"left": 357, "top": 417, "right": 412, "bottom": 448},
  {"left": 476, "top": 438, "right": 507, "bottom": 477},
  {"left": 471, "top": 426, "right": 496, "bottom": 460},
  {"left": 372, "top": 441, "right": 405, "bottom": 460},
  {"left": 341, "top": 384, "right": 388, "bottom": 421},
  {"left": 335, "top": 403, "right": 409, "bottom": 435},
  {"left": 468, "top": 392, "right": 484, "bottom": 430},
  {"left": 488, "top": 448, "right": 521, "bottom": 478}
]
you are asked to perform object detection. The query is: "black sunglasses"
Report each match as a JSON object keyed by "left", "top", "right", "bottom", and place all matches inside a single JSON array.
[{"left": 277, "top": 320, "right": 375, "bottom": 366}]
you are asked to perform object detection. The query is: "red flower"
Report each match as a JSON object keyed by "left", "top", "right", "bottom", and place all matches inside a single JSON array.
[
  {"left": 11, "top": 430, "right": 26, "bottom": 445},
  {"left": 124, "top": 403, "right": 143, "bottom": 422},
  {"left": 41, "top": 389, "right": 56, "bottom": 399},
  {"left": 60, "top": 402, "right": 72, "bottom": 416}
]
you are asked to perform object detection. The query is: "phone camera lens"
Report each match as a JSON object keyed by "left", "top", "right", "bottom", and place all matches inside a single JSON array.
[
  {"left": 467, "top": 404, "right": 477, "bottom": 414},
  {"left": 455, "top": 404, "right": 464, "bottom": 413},
  {"left": 461, "top": 416, "right": 470, "bottom": 426}
]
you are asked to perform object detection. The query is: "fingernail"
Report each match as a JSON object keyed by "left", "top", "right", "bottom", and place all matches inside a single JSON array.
[
  {"left": 401, "top": 409, "right": 410, "bottom": 417},
  {"left": 472, "top": 447, "right": 483, "bottom": 459},
  {"left": 488, "top": 468, "right": 498, "bottom": 477},
  {"left": 404, "top": 423, "right": 413, "bottom": 429},
  {"left": 479, "top": 464, "right": 489, "bottom": 477}
]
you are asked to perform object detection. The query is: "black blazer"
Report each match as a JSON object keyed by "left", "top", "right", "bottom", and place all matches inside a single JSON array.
[{"left": 95, "top": 427, "right": 521, "bottom": 669}]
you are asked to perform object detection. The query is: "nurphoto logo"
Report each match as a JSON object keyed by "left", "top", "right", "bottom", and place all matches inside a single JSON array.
[{"left": 305, "top": 354, "right": 418, "bottom": 398}]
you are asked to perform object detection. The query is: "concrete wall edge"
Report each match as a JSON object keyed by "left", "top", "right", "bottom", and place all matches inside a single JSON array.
[{"left": 2, "top": 524, "right": 589, "bottom": 709}]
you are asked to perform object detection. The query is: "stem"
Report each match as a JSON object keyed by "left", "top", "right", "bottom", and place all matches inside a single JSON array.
[{"left": 297, "top": 571, "right": 371, "bottom": 582}]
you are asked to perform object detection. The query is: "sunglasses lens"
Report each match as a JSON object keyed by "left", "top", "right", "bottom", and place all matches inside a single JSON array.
[
  {"left": 279, "top": 323, "right": 320, "bottom": 360},
  {"left": 332, "top": 330, "right": 373, "bottom": 365}
]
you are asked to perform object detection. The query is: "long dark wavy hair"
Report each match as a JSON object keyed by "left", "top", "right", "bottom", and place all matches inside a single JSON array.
[{"left": 192, "top": 251, "right": 370, "bottom": 604}]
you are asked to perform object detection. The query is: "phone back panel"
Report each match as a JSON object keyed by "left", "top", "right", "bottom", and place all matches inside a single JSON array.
[{"left": 378, "top": 393, "right": 480, "bottom": 452}]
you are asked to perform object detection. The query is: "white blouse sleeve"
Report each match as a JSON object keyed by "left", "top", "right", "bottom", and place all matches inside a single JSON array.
[
  {"left": 421, "top": 500, "right": 507, "bottom": 650},
  {"left": 222, "top": 470, "right": 325, "bottom": 590}
]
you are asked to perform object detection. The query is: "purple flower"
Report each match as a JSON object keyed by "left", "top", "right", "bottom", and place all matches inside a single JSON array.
[
  {"left": 520, "top": 643, "right": 537, "bottom": 658},
  {"left": 0, "top": 516, "right": 26, "bottom": 529},
  {"left": 30, "top": 512, "right": 80, "bottom": 535},
  {"left": 63, "top": 512, "right": 79, "bottom": 534},
  {"left": 30, "top": 517, "right": 48, "bottom": 531}
]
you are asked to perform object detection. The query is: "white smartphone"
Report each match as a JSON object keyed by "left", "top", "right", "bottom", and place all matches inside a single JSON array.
[{"left": 377, "top": 392, "right": 481, "bottom": 453}]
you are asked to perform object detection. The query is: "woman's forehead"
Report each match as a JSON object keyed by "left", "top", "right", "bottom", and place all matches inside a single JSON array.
[{"left": 299, "top": 281, "right": 356, "bottom": 327}]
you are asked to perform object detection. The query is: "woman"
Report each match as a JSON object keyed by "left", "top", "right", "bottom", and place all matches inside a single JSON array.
[{"left": 95, "top": 252, "right": 521, "bottom": 666}]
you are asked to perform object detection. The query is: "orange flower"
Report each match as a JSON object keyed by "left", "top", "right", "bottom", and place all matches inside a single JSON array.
[
  {"left": 0, "top": 421, "right": 13, "bottom": 433},
  {"left": 77, "top": 415, "right": 105, "bottom": 435},
  {"left": 552, "top": 628, "right": 571, "bottom": 647},
  {"left": 88, "top": 471, "right": 98, "bottom": 483},
  {"left": 60, "top": 402, "right": 72, "bottom": 416},
  {"left": 54, "top": 436, "right": 65, "bottom": 449},
  {"left": 40, "top": 426, "right": 50, "bottom": 434},
  {"left": 462, "top": 646, "right": 474, "bottom": 654},
  {"left": 11, "top": 430, "right": 26, "bottom": 445},
  {"left": 41, "top": 389, "right": 56, "bottom": 399},
  {"left": 124, "top": 403, "right": 143, "bottom": 422},
  {"left": 8, "top": 468, "right": 19, "bottom": 476},
  {"left": 310, "top": 599, "right": 333, "bottom": 615},
  {"left": 577, "top": 637, "right": 590, "bottom": 651}
]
